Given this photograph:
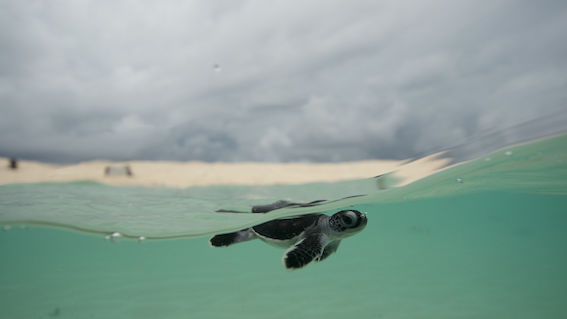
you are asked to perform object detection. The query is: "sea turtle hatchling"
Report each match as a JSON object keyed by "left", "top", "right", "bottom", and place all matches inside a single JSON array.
[{"left": 210, "top": 209, "right": 368, "bottom": 270}]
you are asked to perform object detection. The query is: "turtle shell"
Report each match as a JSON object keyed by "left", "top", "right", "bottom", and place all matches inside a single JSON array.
[{"left": 253, "top": 213, "right": 323, "bottom": 240}]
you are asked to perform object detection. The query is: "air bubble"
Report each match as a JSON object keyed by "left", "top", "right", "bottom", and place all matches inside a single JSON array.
[
  {"left": 505, "top": 151, "right": 513, "bottom": 156},
  {"left": 137, "top": 236, "right": 146, "bottom": 243},
  {"left": 105, "top": 232, "right": 121, "bottom": 242},
  {"left": 456, "top": 178, "right": 464, "bottom": 183},
  {"left": 2, "top": 225, "right": 12, "bottom": 231}
]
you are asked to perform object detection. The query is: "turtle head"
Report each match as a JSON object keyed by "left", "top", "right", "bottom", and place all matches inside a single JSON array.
[{"left": 328, "top": 210, "right": 367, "bottom": 238}]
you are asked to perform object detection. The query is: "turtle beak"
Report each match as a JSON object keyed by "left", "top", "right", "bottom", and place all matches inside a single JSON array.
[{"left": 359, "top": 212, "right": 368, "bottom": 227}]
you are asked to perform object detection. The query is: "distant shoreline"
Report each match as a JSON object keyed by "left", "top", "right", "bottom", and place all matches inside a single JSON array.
[{"left": 0, "top": 155, "right": 451, "bottom": 188}]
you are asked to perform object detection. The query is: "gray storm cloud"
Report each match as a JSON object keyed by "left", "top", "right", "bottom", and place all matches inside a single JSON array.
[{"left": 1, "top": 0, "right": 566, "bottom": 163}]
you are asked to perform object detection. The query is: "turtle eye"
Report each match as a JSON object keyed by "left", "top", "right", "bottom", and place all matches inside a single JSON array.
[{"left": 341, "top": 211, "right": 358, "bottom": 227}]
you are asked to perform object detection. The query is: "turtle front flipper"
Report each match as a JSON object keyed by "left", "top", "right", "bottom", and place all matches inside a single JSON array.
[
  {"left": 283, "top": 233, "right": 326, "bottom": 270},
  {"left": 317, "top": 240, "right": 341, "bottom": 262},
  {"left": 210, "top": 228, "right": 256, "bottom": 247}
]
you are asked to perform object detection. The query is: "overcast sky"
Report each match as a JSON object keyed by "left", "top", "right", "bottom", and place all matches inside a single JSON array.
[{"left": 1, "top": 0, "right": 566, "bottom": 163}]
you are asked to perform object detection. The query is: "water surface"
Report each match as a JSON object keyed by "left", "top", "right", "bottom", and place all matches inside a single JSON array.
[{"left": 1, "top": 134, "right": 567, "bottom": 318}]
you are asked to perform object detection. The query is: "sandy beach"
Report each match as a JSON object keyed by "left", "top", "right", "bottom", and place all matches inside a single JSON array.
[{"left": 0, "top": 155, "right": 451, "bottom": 188}]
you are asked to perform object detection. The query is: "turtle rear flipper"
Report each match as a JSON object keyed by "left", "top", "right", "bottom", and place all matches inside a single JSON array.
[
  {"left": 210, "top": 229, "right": 255, "bottom": 247},
  {"left": 283, "top": 233, "right": 326, "bottom": 270}
]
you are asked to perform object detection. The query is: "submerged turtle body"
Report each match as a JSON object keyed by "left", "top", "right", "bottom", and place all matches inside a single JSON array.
[
  {"left": 210, "top": 210, "right": 367, "bottom": 270},
  {"left": 252, "top": 213, "right": 323, "bottom": 248}
]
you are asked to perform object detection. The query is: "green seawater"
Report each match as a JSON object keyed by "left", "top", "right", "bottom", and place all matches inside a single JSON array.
[{"left": 1, "top": 134, "right": 567, "bottom": 318}]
